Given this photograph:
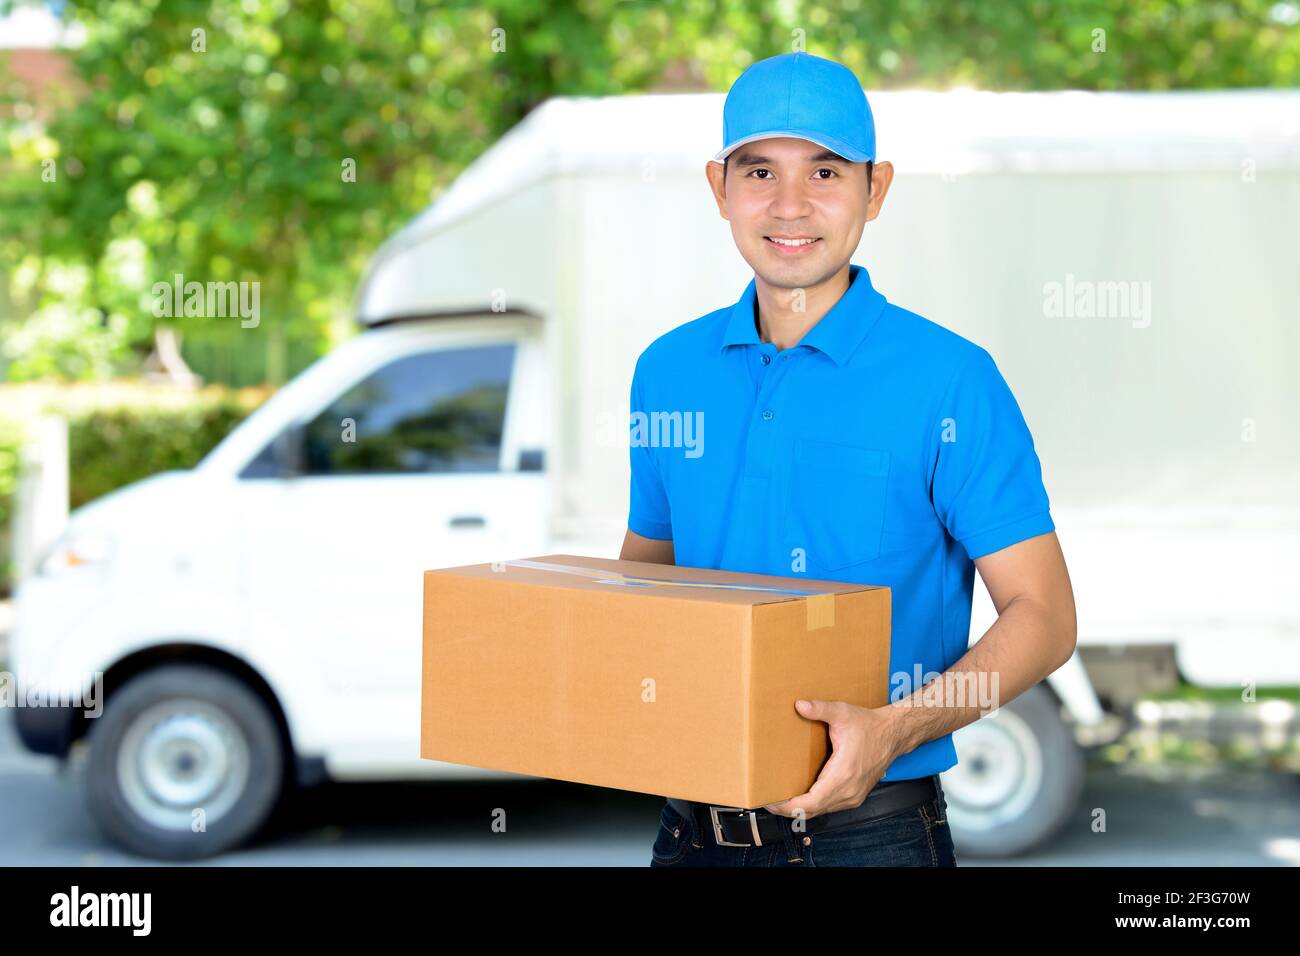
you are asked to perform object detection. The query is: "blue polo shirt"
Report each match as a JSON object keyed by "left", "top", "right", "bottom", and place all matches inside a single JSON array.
[{"left": 627, "top": 262, "right": 1055, "bottom": 782}]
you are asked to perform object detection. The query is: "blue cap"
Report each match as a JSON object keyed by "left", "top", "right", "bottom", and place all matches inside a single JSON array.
[{"left": 712, "top": 52, "right": 875, "bottom": 164}]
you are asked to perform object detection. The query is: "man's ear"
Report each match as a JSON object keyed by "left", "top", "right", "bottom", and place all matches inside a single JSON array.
[
  {"left": 705, "top": 160, "right": 729, "bottom": 220},
  {"left": 865, "top": 160, "right": 894, "bottom": 222}
]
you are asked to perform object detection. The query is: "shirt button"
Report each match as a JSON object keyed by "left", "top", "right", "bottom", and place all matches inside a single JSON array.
[
  {"left": 760, "top": 354, "right": 771, "bottom": 365},
  {"left": 761, "top": 409, "right": 774, "bottom": 421}
]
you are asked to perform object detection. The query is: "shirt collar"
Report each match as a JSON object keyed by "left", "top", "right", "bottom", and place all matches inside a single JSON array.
[{"left": 719, "top": 263, "right": 888, "bottom": 367}]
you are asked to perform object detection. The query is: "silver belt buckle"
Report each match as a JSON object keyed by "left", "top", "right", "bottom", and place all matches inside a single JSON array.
[{"left": 708, "top": 805, "right": 763, "bottom": 847}]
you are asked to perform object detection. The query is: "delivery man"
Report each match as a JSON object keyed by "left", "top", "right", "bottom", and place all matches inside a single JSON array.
[{"left": 621, "top": 51, "right": 1077, "bottom": 866}]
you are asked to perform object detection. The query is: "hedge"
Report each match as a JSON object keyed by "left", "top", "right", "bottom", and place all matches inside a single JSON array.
[{"left": 0, "top": 380, "right": 272, "bottom": 594}]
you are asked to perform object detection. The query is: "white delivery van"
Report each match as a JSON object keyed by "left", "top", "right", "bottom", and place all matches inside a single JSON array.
[{"left": 12, "top": 89, "right": 1300, "bottom": 860}]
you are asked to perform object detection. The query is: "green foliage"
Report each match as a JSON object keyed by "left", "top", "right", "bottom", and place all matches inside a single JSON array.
[
  {"left": 0, "top": 0, "right": 696, "bottom": 385},
  {"left": 0, "top": 414, "right": 23, "bottom": 589},
  {"left": 0, "top": 0, "right": 1296, "bottom": 388},
  {"left": 1, "top": 301, "right": 133, "bottom": 381},
  {"left": 65, "top": 394, "right": 263, "bottom": 507}
]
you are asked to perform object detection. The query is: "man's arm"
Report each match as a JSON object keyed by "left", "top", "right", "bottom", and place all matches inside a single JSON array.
[
  {"left": 881, "top": 529, "right": 1077, "bottom": 755},
  {"left": 763, "top": 529, "right": 1075, "bottom": 818},
  {"left": 619, "top": 528, "right": 675, "bottom": 566}
]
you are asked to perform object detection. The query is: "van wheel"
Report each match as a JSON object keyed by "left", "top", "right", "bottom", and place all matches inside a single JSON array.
[
  {"left": 83, "top": 664, "right": 285, "bottom": 860},
  {"left": 940, "top": 683, "right": 1084, "bottom": 858}
]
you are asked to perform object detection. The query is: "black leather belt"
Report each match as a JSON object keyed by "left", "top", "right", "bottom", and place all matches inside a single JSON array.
[{"left": 668, "top": 775, "right": 939, "bottom": 848}]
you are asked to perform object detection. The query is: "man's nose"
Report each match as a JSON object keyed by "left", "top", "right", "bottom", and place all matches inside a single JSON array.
[{"left": 768, "top": 179, "right": 814, "bottom": 220}]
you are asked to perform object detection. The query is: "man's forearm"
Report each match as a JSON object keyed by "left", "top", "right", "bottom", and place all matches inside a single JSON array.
[{"left": 882, "top": 594, "right": 1077, "bottom": 760}]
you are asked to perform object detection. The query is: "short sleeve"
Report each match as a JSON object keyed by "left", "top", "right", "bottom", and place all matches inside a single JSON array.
[
  {"left": 931, "top": 349, "right": 1055, "bottom": 560},
  {"left": 627, "top": 360, "right": 673, "bottom": 540}
]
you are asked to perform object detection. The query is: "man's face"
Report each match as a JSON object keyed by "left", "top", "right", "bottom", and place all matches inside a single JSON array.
[{"left": 705, "top": 136, "right": 890, "bottom": 290}]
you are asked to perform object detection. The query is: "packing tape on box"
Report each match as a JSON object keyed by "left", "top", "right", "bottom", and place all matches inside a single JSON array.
[{"left": 500, "top": 559, "right": 836, "bottom": 631}]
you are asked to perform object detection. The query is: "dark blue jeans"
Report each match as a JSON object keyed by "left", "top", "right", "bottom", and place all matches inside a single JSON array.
[{"left": 650, "top": 778, "right": 957, "bottom": 867}]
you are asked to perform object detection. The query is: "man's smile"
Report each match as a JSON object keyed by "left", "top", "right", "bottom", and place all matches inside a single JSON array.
[{"left": 764, "top": 235, "right": 822, "bottom": 254}]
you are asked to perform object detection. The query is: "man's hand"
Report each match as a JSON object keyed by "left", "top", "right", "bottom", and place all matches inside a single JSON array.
[{"left": 761, "top": 698, "right": 904, "bottom": 819}]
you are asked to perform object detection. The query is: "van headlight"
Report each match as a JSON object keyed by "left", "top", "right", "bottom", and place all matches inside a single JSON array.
[{"left": 37, "top": 531, "right": 115, "bottom": 576}]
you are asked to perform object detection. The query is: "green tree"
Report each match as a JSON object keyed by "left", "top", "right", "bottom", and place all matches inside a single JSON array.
[{"left": 1, "top": 0, "right": 1294, "bottom": 385}]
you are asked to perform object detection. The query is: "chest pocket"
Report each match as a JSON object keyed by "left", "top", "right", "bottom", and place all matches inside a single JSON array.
[{"left": 783, "top": 439, "right": 890, "bottom": 572}]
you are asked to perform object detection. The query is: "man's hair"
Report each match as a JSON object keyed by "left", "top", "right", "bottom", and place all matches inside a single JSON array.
[{"left": 723, "top": 154, "right": 874, "bottom": 192}]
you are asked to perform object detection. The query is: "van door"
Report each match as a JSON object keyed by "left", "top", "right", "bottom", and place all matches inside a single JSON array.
[{"left": 235, "top": 330, "right": 549, "bottom": 717}]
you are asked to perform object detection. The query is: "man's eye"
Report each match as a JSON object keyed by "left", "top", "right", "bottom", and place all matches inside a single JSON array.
[
  {"left": 748, "top": 169, "right": 771, "bottom": 179},
  {"left": 815, "top": 168, "right": 837, "bottom": 179}
]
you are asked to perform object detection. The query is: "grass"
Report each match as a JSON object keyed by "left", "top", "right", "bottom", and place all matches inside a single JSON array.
[
  {"left": 1143, "top": 683, "right": 1300, "bottom": 704},
  {"left": 1097, "top": 680, "right": 1300, "bottom": 772}
]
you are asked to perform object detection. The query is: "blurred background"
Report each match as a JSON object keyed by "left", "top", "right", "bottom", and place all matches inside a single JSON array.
[{"left": 0, "top": 0, "right": 1297, "bottom": 865}]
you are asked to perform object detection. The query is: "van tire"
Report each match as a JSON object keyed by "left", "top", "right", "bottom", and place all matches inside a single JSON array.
[
  {"left": 940, "top": 683, "right": 1084, "bottom": 858},
  {"left": 83, "top": 664, "right": 285, "bottom": 860}
]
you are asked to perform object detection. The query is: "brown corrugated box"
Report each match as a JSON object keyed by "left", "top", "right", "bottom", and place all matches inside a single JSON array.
[{"left": 420, "top": 554, "right": 891, "bottom": 809}]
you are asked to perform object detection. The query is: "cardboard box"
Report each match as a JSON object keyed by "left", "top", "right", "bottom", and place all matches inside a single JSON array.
[{"left": 420, "top": 554, "right": 891, "bottom": 808}]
